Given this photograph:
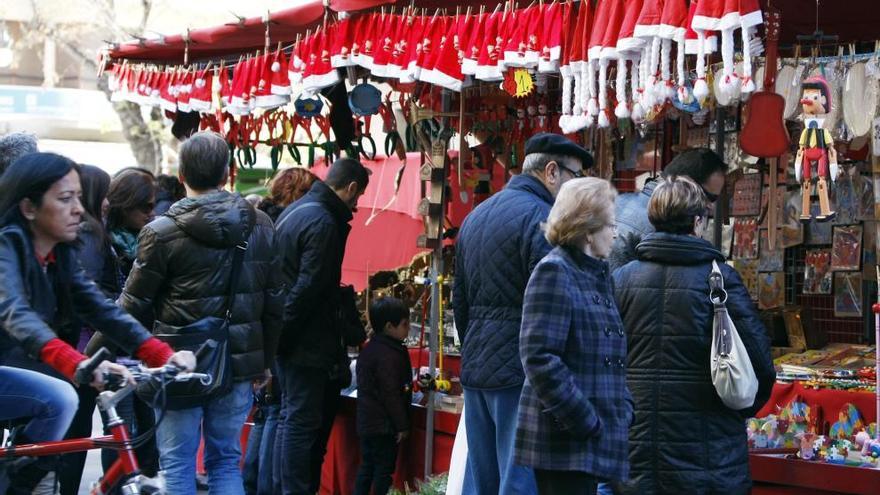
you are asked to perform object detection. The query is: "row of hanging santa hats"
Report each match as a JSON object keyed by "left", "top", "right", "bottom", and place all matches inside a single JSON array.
[
  {"left": 108, "top": 48, "right": 292, "bottom": 116},
  {"left": 108, "top": 0, "right": 764, "bottom": 126}
]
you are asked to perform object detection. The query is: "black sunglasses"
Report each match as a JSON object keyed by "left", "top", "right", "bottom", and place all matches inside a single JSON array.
[{"left": 559, "top": 165, "right": 584, "bottom": 178}]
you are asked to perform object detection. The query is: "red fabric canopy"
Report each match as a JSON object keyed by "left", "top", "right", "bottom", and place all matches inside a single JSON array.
[
  {"left": 309, "top": 153, "right": 428, "bottom": 291},
  {"left": 107, "top": 0, "right": 880, "bottom": 65},
  {"left": 108, "top": 0, "right": 392, "bottom": 63}
]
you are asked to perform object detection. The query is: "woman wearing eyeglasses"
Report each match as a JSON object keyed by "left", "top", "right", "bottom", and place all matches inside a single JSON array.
[{"left": 514, "top": 177, "right": 632, "bottom": 495}]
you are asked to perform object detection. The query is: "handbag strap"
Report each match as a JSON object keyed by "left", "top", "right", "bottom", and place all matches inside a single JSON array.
[
  {"left": 708, "top": 260, "right": 728, "bottom": 306},
  {"left": 224, "top": 241, "right": 248, "bottom": 321}
]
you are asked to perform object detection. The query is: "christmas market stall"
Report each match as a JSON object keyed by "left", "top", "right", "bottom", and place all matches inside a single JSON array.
[{"left": 102, "top": 0, "right": 880, "bottom": 493}]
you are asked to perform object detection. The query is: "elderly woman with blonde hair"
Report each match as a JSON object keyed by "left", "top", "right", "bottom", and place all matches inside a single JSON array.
[
  {"left": 514, "top": 177, "right": 633, "bottom": 495},
  {"left": 612, "top": 175, "right": 774, "bottom": 495}
]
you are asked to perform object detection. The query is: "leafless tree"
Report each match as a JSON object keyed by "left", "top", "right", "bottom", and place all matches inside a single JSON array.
[{"left": 25, "top": 0, "right": 164, "bottom": 173}]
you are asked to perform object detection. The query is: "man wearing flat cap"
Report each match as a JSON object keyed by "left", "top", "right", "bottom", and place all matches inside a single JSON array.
[{"left": 452, "top": 133, "right": 593, "bottom": 494}]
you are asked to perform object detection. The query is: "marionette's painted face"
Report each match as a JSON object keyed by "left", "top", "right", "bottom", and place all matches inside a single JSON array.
[{"left": 801, "top": 87, "right": 827, "bottom": 116}]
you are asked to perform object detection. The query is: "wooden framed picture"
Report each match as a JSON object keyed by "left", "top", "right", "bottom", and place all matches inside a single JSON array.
[
  {"left": 834, "top": 272, "right": 863, "bottom": 317},
  {"left": 733, "top": 259, "right": 759, "bottom": 301},
  {"left": 731, "top": 173, "right": 763, "bottom": 217},
  {"left": 803, "top": 248, "right": 833, "bottom": 294},
  {"left": 758, "top": 229, "right": 784, "bottom": 272},
  {"left": 805, "top": 204, "right": 833, "bottom": 245},
  {"left": 758, "top": 272, "right": 785, "bottom": 310},
  {"left": 830, "top": 224, "right": 863, "bottom": 271},
  {"left": 732, "top": 218, "right": 759, "bottom": 260}
]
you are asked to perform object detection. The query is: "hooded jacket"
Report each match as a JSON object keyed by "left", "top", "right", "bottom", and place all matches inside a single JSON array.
[
  {"left": 612, "top": 233, "right": 775, "bottom": 495},
  {"left": 275, "top": 181, "right": 353, "bottom": 370},
  {"left": 119, "top": 191, "right": 284, "bottom": 380}
]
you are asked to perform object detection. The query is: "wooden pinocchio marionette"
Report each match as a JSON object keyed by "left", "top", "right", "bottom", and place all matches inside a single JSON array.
[{"left": 796, "top": 76, "right": 839, "bottom": 221}]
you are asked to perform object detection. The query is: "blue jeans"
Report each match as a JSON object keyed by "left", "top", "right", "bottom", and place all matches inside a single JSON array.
[
  {"left": 597, "top": 482, "right": 613, "bottom": 495},
  {"left": 155, "top": 381, "right": 252, "bottom": 494},
  {"left": 275, "top": 359, "right": 334, "bottom": 495},
  {"left": 0, "top": 366, "right": 78, "bottom": 442},
  {"left": 462, "top": 386, "right": 536, "bottom": 495},
  {"left": 243, "top": 403, "right": 280, "bottom": 495}
]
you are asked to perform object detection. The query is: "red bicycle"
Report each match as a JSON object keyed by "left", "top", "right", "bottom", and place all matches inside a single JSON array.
[{"left": 0, "top": 347, "right": 210, "bottom": 495}]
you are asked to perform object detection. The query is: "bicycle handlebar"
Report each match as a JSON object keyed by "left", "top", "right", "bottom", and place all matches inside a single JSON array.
[{"left": 74, "top": 347, "right": 112, "bottom": 386}]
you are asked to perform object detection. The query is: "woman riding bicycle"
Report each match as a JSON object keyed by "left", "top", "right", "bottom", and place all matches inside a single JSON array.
[{"left": 0, "top": 153, "right": 195, "bottom": 493}]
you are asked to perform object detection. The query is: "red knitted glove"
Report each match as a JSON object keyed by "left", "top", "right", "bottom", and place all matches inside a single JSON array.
[
  {"left": 40, "top": 338, "right": 87, "bottom": 382},
  {"left": 134, "top": 337, "right": 174, "bottom": 368}
]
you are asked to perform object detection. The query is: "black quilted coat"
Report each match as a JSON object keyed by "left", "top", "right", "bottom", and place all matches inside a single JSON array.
[
  {"left": 118, "top": 191, "right": 284, "bottom": 381},
  {"left": 452, "top": 174, "right": 553, "bottom": 390},
  {"left": 612, "top": 233, "right": 775, "bottom": 495}
]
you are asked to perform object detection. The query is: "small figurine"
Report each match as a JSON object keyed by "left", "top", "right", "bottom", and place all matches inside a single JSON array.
[
  {"left": 799, "top": 431, "right": 817, "bottom": 460},
  {"left": 795, "top": 76, "right": 839, "bottom": 221}
]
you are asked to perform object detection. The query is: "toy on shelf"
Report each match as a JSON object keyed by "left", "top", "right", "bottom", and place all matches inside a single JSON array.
[{"left": 795, "top": 76, "right": 839, "bottom": 222}]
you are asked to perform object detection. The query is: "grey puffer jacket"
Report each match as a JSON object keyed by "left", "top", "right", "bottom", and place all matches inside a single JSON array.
[{"left": 118, "top": 191, "right": 284, "bottom": 380}]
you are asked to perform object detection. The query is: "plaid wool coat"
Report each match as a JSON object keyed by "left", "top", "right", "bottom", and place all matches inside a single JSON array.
[{"left": 514, "top": 245, "right": 633, "bottom": 480}]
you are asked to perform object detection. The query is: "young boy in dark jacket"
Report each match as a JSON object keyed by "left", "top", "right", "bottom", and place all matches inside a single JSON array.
[{"left": 354, "top": 297, "right": 413, "bottom": 495}]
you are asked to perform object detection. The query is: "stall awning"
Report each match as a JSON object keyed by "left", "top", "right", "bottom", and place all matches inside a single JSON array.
[{"left": 105, "top": 0, "right": 880, "bottom": 65}]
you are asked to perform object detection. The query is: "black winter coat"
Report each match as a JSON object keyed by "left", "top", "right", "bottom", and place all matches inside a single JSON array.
[
  {"left": 356, "top": 334, "right": 412, "bottom": 436},
  {"left": 118, "top": 191, "right": 284, "bottom": 380},
  {"left": 275, "top": 181, "right": 353, "bottom": 370},
  {"left": 452, "top": 174, "right": 553, "bottom": 390},
  {"left": 612, "top": 233, "right": 775, "bottom": 494},
  {"left": 0, "top": 222, "right": 153, "bottom": 373}
]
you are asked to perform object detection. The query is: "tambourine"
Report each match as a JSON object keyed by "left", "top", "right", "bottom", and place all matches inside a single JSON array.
[
  {"left": 348, "top": 83, "right": 382, "bottom": 116},
  {"left": 843, "top": 61, "right": 877, "bottom": 137},
  {"left": 294, "top": 95, "right": 324, "bottom": 117}
]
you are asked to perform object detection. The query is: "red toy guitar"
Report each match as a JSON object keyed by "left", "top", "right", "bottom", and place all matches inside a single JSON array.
[{"left": 740, "top": 8, "right": 789, "bottom": 158}]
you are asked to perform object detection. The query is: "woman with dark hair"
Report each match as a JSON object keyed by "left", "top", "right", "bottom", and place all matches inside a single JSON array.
[
  {"left": 0, "top": 153, "right": 194, "bottom": 493},
  {"left": 154, "top": 174, "right": 185, "bottom": 216},
  {"left": 257, "top": 167, "right": 319, "bottom": 221},
  {"left": 107, "top": 169, "right": 156, "bottom": 279}
]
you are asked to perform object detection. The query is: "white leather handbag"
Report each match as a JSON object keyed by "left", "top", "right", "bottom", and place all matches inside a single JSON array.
[{"left": 709, "top": 261, "right": 759, "bottom": 410}]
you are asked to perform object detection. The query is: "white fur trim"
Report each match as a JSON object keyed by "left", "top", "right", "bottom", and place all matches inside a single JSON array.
[
  {"left": 359, "top": 55, "right": 375, "bottom": 72},
  {"left": 461, "top": 58, "right": 478, "bottom": 75},
  {"left": 587, "top": 45, "right": 603, "bottom": 61},
  {"left": 616, "top": 37, "right": 646, "bottom": 54},
  {"left": 302, "top": 69, "right": 340, "bottom": 92},
  {"left": 189, "top": 98, "right": 211, "bottom": 113},
  {"left": 615, "top": 58, "right": 629, "bottom": 118},
  {"left": 572, "top": 73, "right": 582, "bottom": 115},
  {"left": 634, "top": 24, "right": 660, "bottom": 39},
  {"left": 254, "top": 93, "right": 290, "bottom": 109},
  {"left": 694, "top": 78, "right": 710, "bottom": 99},
  {"left": 474, "top": 64, "right": 503, "bottom": 81},
  {"left": 330, "top": 55, "right": 356, "bottom": 68},
  {"left": 685, "top": 35, "right": 717, "bottom": 55},
  {"left": 561, "top": 73, "right": 573, "bottom": 115},
  {"left": 538, "top": 58, "right": 560, "bottom": 73},
  {"left": 631, "top": 101, "right": 645, "bottom": 122},
  {"left": 271, "top": 83, "right": 291, "bottom": 96},
  {"left": 656, "top": 24, "right": 687, "bottom": 41},
  {"left": 598, "top": 109, "right": 610, "bottom": 128},
  {"left": 421, "top": 69, "right": 463, "bottom": 92},
  {"left": 740, "top": 9, "right": 763, "bottom": 29},
  {"left": 692, "top": 11, "right": 741, "bottom": 31},
  {"left": 599, "top": 46, "right": 619, "bottom": 60}
]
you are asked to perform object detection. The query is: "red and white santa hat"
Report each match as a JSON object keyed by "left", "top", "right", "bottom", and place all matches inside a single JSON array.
[
  {"left": 386, "top": 13, "right": 415, "bottom": 81},
  {"left": 189, "top": 66, "right": 213, "bottom": 113},
  {"left": 255, "top": 52, "right": 290, "bottom": 109},
  {"left": 559, "top": 0, "right": 583, "bottom": 133},
  {"left": 502, "top": 5, "right": 536, "bottom": 68},
  {"left": 423, "top": 16, "right": 465, "bottom": 91},
  {"left": 692, "top": 0, "right": 762, "bottom": 99},
  {"left": 269, "top": 48, "right": 291, "bottom": 96},
  {"left": 159, "top": 71, "right": 176, "bottom": 113},
  {"left": 684, "top": 0, "right": 717, "bottom": 55},
  {"left": 633, "top": 0, "right": 663, "bottom": 108},
  {"left": 177, "top": 71, "right": 194, "bottom": 113},
  {"left": 616, "top": 0, "right": 646, "bottom": 121},
  {"left": 218, "top": 63, "right": 233, "bottom": 109},
  {"left": 400, "top": 14, "right": 431, "bottom": 83},
  {"left": 355, "top": 12, "right": 380, "bottom": 71},
  {"left": 475, "top": 9, "right": 504, "bottom": 81},
  {"left": 330, "top": 16, "right": 356, "bottom": 69},
  {"left": 370, "top": 12, "right": 397, "bottom": 78},
  {"left": 302, "top": 26, "right": 340, "bottom": 95},
  {"left": 288, "top": 35, "right": 306, "bottom": 86},
  {"left": 598, "top": 0, "right": 626, "bottom": 127},
  {"left": 461, "top": 11, "right": 487, "bottom": 76},
  {"left": 585, "top": 0, "right": 613, "bottom": 123},
  {"left": 229, "top": 57, "right": 253, "bottom": 115},
  {"left": 538, "top": 2, "right": 563, "bottom": 73},
  {"left": 412, "top": 14, "right": 446, "bottom": 83},
  {"left": 658, "top": 0, "right": 688, "bottom": 104}
]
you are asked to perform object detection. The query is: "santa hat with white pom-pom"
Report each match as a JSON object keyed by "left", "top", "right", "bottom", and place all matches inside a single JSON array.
[
  {"left": 657, "top": 0, "right": 688, "bottom": 104},
  {"left": 633, "top": 0, "right": 663, "bottom": 108},
  {"left": 189, "top": 67, "right": 213, "bottom": 113},
  {"left": 616, "top": 0, "right": 646, "bottom": 119},
  {"left": 692, "top": 0, "right": 762, "bottom": 100},
  {"left": 586, "top": 0, "right": 614, "bottom": 126},
  {"left": 597, "top": 0, "right": 626, "bottom": 127}
]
